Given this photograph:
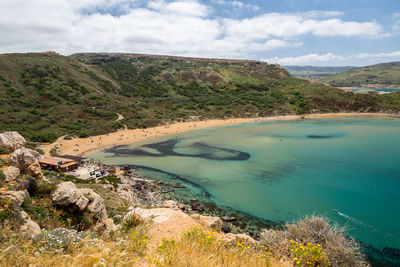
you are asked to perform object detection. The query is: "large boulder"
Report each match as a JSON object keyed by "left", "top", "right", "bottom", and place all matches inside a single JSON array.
[
  {"left": 20, "top": 210, "right": 41, "bottom": 237},
  {"left": 124, "top": 207, "right": 189, "bottom": 224},
  {"left": 52, "top": 182, "right": 88, "bottom": 210},
  {"left": 79, "top": 188, "right": 106, "bottom": 216},
  {"left": 27, "top": 161, "right": 45, "bottom": 180},
  {"left": 0, "top": 131, "right": 26, "bottom": 152},
  {"left": 52, "top": 182, "right": 114, "bottom": 233},
  {"left": 0, "top": 190, "right": 27, "bottom": 206},
  {"left": 9, "top": 148, "right": 40, "bottom": 171},
  {"left": 4, "top": 166, "right": 20, "bottom": 182}
]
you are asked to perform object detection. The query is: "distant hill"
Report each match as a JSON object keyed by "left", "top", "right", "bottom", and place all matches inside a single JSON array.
[
  {"left": 284, "top": 66, "right": 355, "bottom": 80},
  {"left": 0, "top": 52, "right": 399, "bottom": 142},
  {"left": 315, "top": 62, "right": 400, "bottom": 87}
]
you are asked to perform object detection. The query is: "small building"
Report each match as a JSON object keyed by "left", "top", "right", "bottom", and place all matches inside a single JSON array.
[
  {"left": 59, "top": 155, "right": 86, "bottom": 165},
  {"left": 39, "top": 156, "right": 79, "bottom": 172}
]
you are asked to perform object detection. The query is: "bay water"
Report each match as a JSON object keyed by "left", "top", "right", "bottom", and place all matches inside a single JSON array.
[{"left": 90, "top": 116, "right": 400, "bottom": 264}]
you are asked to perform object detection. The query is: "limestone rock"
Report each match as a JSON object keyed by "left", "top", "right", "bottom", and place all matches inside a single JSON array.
[
  {"left": 52, "top": 182, "right": 112, "bottom": 232},
  {"left": 0, "top": 190, "right": 27, "bottom": 206},
  {"left": 52, "top": 182, "right": 88, "bottom": 210},
  {"left": 4, "top": 166, "right": 20, "bottom": 182},
  {"left": 9, "top": 148, "right": 40, "bottom": 171},
  {"left": 80, "top": 188, "right": 106, "bottom": 215},
  {"left": 94, "top": 218, "right": 117, "bottom": 233},
  {"left": 20, "top": 211, "right": 41, "bottom": 237},
  {"left": 0, "top": 131, "right": 26, "bottom": 152},
  {"left": 162, "top": 200, "right": 179, "bottom": 209},
  {"left": 191, "top": 214, "right": 223, "bottom": 230},
  {"left": 221, "top": 222, "right": 232, "bottom": 233},
  {"left": 27, "top": 161, "right": 45, "bottom": 180},
  {"left": 117, "top": 184, "right": 136, "bottom": 204},
  {"left": 124, "top": 207, "right": 189, "bottom": 224}
]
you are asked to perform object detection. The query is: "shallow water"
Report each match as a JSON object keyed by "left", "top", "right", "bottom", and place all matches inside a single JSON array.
[{"left": 91, "top": 116, "right": 400, "bottom": 263}]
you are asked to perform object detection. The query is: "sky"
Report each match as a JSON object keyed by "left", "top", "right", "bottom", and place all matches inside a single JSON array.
[{"left": 0, "top": 0, "right": 399, "bottom": 66}]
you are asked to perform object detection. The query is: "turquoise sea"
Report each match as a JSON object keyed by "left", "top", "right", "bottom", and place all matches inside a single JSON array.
[
  {"left": 90, "top": 116, "right": 400, "bottom": 265},
  {"left": 351, "top": 88, "right": 400, "bottom": 92}
]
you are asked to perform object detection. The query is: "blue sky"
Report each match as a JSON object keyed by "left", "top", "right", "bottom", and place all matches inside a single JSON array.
[{"left": 0, "top": 0, "right": 399, "bottom": 66}]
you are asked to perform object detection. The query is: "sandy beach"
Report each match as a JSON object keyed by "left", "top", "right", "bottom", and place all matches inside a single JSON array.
[{"left": 40, "top": 112, "right": 396, "bottom": 157}]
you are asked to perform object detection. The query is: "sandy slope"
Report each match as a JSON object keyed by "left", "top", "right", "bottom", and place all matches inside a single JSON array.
[{"left": 39, "top": 113, "right": 395, "bottom": 157}]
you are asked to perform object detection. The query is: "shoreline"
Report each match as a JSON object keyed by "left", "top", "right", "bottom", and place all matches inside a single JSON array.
[{"left": 40, "top": 112, "right": 396, "bottom": 157}]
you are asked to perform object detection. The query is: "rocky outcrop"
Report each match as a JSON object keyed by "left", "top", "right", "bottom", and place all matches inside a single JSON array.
[
  {"left": 4, "top": 166, "right": 20, "bottom": 182},
  {"left": 118, "top": 174, "right": 162, "bottom": 206},
  {"left": 20, "top": 210, "right": 41, "bottom": 237},
  {"left": 9, "top": 148, "right": 39, "bottom": 171},
  {"left": 191, "top": 214, "right": 223, "bottom": 231},
  {"left": 0, "top": 190, "right": 27, "bottom": 206},
  {"left": 124, "top": 207, "right": 190, "bottom": 224},
  {"left": 52, "top": 182, "right": 114, "bottom": 232},
  {"left": 27, "top": 161, "right": 45, "bottom": 180},
  {"left": 0, "top": 131, "right": 26, "bottom": 152},
  {"left": 162, "top": 200, "right": 180, "bottom": 209},
  {"left": 52, "top": 182, "right": 88, "bottom": 210}
]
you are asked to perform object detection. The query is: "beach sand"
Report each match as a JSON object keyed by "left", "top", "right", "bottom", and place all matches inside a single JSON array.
[{"left": 39, "top": 113, "right": 395, "bottom": 157}]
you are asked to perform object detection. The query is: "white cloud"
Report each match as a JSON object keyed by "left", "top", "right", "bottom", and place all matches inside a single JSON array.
[
  {"left": 0, "top": 0, "right": 389, "bottom": 61},
  {"left": 147, "top": 0, "right": 210, "bottom": 17},
  {"left": 224, "top": 14, "right": 382, "bottom": 41},
  {"left": 265, "top": 51, "right": 400, "bottom": 65}
]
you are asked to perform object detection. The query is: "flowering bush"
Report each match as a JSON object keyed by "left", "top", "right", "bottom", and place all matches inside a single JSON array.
[{"left": 290, "top": 240, "right": 330, "bottom": 266}]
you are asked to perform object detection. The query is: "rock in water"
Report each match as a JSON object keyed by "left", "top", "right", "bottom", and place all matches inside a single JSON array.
[
  {"left": 9, "top": 148, "right": 40, "bottom": 171},
  {"left": 190, "top": 198, "right": 204, "bottom": 212},
  {"left": 0, "top": 131, "right": 26, "bottom": 152},
  {"left": 4, "top": 166, "right": 20, "bottom": 182}
]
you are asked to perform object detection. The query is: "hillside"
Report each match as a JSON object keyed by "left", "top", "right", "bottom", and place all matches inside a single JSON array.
[
  {"left": 315, "top": 62, "right": 400, "bottom": 87},
  {"left": 284, "top": 65, "right": 354, "bottom": 80},
  {"left": 1, "top": 52, "right": 399, "bottom": 142}
]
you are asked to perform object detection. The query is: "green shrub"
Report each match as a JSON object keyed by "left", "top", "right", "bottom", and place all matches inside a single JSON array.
[
  {"left": 0, "top": 170, "right": 5, "bottom": 182},
  {"left": 78, "top": 131, "right": 89, "bottom": 138},
  {"left": 0, "top": 146, "right": 10, "bottom": 155},
  {"left": 29, "top": 130, "right": 58, "bottom": 143},
  {"left": 260, "top": 215, "right": 368, "bottom": 267},
  {"left": 122, "top": 212, "right": 145, "bottom": 232},
  {"left": 37, "top": 182, "right": 56, "bottom": 197},
  {"left": 63, "top": 135, "right": 73, "bottom": 140},
  {"left": 50, "top": 148, "right": 58, "bottom": 157}
]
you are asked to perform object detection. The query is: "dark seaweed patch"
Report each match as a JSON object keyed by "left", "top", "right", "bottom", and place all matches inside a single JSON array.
[
  {"left": 307, "top": 135, "right": 335, "bottom": 139},
  {"left": 105, "top": 138, "right": 250, "bottom": 161}
]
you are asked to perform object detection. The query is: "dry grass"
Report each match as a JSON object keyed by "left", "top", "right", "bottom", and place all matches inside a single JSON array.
[
  {"left": 0, "top": 224, "right": 292, "bottom": 267},
  {"left": 150, "top": 225, "right": 289, "bottom": 267},
  {"left": 0, "top": 214, "right": 370, "bottom": 266},
  {"left": 260, "top": 215, "right": 369, "bottom": 267}
]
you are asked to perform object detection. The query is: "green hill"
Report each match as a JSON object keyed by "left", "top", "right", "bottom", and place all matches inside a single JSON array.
[
  {"left": 284, "top": 65, "right": 354, "bottom": 80},
  {"left": 316, "top": 62, "right": 400, "bottom": 87},
  {"left": 0, "top": 52, "right": 399, "bottom": 142}
]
